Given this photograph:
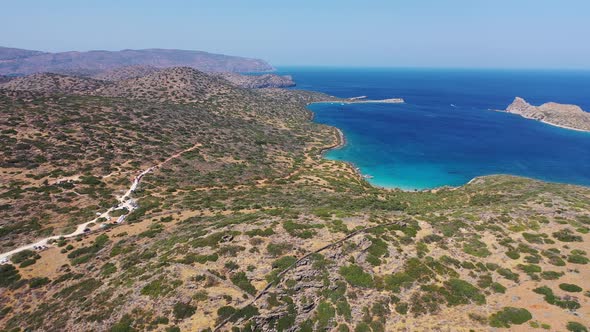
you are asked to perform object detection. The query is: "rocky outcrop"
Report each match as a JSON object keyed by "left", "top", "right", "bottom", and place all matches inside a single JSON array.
[
  {"left": 214, "top": 72, "right": 296, "bottom": 89},
  {"left": 0, "top": 47, "right": 274, "bottom": 75},
  {"left": 506, "top": 97, "right": 590, "bottom": 132}
]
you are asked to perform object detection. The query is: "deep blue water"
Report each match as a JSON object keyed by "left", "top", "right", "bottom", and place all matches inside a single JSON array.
[{"left": 276, "top": 67, "right": 590, "bottom": 190}]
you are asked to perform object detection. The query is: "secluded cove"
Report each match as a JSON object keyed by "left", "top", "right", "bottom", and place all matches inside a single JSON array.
[
  {"left": 279, "top": 67, "right": 590, "bottom": 190},
  {"left": 310, "top": 101, "right": 590, "bottom": 190}
]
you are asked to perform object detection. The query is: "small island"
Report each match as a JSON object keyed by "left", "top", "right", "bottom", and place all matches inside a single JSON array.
[
  {"left": 505, "top": 97, "right": 590, "bottom": 132},
  {"left": 322, "top": 96, "right": 405, "bottom": 104}
]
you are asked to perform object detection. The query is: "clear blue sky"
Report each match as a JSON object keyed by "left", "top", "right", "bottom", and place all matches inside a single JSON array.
[{"left": 3, "top": 0, "right": 590, "bottom": 69}]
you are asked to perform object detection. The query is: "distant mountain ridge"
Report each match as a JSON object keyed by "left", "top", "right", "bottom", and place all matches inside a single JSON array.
[
  {"left": 0, "top": 46, "right": 274, "bottom": 75},
  {"left": 0, "top": 46, "right": 46, "bottom": 61}
]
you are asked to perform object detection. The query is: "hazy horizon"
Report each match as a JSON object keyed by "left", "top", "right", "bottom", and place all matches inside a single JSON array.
[{"left": 3, "top": 0, "right": 590, "bottom": 69}]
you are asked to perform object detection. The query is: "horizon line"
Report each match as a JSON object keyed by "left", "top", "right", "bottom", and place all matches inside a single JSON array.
[{"left": 272, "top": 65, "right": 590, "bottom": 72}]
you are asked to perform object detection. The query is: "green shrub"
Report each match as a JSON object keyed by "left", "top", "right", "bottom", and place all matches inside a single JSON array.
[
  {"left": 173, "top": 302, "right": 196, "bottom": 319},
  {"left": 283, "top": 220, "right": 321, "bottom": 239},
  {"left": 443, "top": 278, "right": 486, "bottom": 305},
  {"left": 315, "top": 302, "right": 336, "bottom": 330},
  {"left": 533, "top": 286, "right": 580, "bottom": 310},
  {"left": 463, "top": 239, "right": 491, "bottom": 257},
  {"left": 491, "top": 282, "right": 507, "bottom": 294},
  {"left": 266, "top": 243, "right": 292, "bottom": 257},
  {"left": 541, "top": 271, "right": 564, "bottom": 280},
  {"left": 141, "top": 279, "right": 181, "bottom": 298},
  {"left": 505, "top": 250, "right": 520, "bottom": 259},
  {"left": 245, "top": 227, "right": 274, "bottom": 237},
  {"left": 11, "top": 250, "right": 39, "bottom": 265},
  {"left": 497, "top": 268, "right": 519, "bottom": 282},
  {"left": 567, "top": 255, "right": 589, "bottom": 264},
  {"left": 230, "top": 272, "right": 256, "bottom": 295},
  {"left": 336, "top": 299, "right": 352, "bottom": 320},
  {"left": 340, "top": 264, "right": 373, "bottom": 288},
  {"left": 552, "top": 229, "right": 582, "bottom": 242},
  {"left": 266, "top": 256, "right": 297, "bottom": 284},
  {"left": 216, "top": 306, "right": 236, "bottom": 324},
  {"left": 354, "top": 322, "right": 371, "bottom": 332},
  {"left": 101, "top": 262, "right": 117, "bottom": 276},
  {"left": 567, "top": 322, "right": 588, "bottom": 332},
  {"left": 559, "top": 283, "right": 583, "bottom": 293},
  {"left": 489, "top": 307, "right": 532, "bottom": 328},
  {"left": 517, "top": 264, "right": 542, "bottom": 274},
  {"left": 110, "top": 314, "right": 135, "bottom": 332},
  {"left": 29, "top": 277, "right": 50, "bottom": 288},
  {"left": 395, "top": 302, "right": 408, "bottom": 314}
]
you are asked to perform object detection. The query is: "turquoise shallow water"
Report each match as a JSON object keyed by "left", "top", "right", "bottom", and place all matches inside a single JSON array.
[{"left": 278, "top": 68, "right": 590, "bottom": 190}]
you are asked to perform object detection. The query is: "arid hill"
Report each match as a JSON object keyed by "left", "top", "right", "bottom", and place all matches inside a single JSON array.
[
  {"left": 0, "top": 72, "right": 110, "bottom": 95},
  {"left": 99, "top": 67, "right": 243, "bottom": 103},
  {"left": 506, "top": 97, "right": 590, "bottom": 131},
  {"left": 214, "top": 72, "right": 296, "bottom": 88},
  {"left": 0, "top": 47, "right": 274, "bottom": 75}
]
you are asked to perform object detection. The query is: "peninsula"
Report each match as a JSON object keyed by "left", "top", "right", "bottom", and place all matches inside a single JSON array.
[{"left": 505, "top": 97, "right": 590, "bottom": 132}]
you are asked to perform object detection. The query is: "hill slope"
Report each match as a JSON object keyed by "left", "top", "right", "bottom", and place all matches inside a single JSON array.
[
  {"left": 0, "top": 72, "right": 110, "bottom": 94},
  {"left": 90, "top": 65, "right": 162, "bottom": 81}
]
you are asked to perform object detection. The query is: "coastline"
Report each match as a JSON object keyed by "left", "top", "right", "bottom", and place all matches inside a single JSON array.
[
  {"left": 497, "top": 109, "right": 590, "bottom": 133},
  {"left": 310, "top": 102, "right": 452, "bottom": 192},
  {"left": 319, "top": 127, "right": 345, "bottom": 155},
  {"left": 538, "top": 118, "right": 590, "bottom": 133},
  {"left": 313, "top": 109, "right": 527, "bottom": 193}
]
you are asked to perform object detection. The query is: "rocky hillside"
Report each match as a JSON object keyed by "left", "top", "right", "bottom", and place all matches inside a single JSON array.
[
  {"left": 0, "top": 73, "right": 110, "bottom": 94},
  {"left": 506, "top": 97, "right": 590, "bottom": 131},
  {"left": 0, "top": 47, "right": 274, "bottom": 76},
  {"left": 99, "top": 67, "right": 243, "bottom": 104},
  {"left": 214, "top": 72, "right": 296, "bottom": 89},
  {"left": 91, "top": 65, "right": 162, "bottom": 81}
]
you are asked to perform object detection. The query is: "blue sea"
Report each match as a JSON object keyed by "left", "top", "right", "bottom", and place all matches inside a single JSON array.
[{"left": 277, "top": 67, "right": 590, "bottom": 190}]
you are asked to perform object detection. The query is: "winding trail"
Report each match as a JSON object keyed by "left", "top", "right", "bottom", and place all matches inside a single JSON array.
[
  {"left": 214, "top": 219, "right": 409, "bottom": 331},
  {"left": 0, "top": 144, "right": 201, "bottom": 263}
]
